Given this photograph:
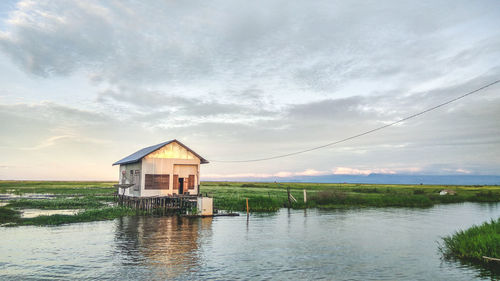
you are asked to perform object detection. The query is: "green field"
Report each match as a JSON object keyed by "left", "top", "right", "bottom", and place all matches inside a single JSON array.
[
  {"left": 0, "top": 180, "right": 115, "bottom": 195},
  {"left": 1, "top": 180, "right": 500, "bottom": 226}
]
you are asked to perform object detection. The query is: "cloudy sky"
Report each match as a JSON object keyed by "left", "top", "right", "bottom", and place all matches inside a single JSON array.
[{"left": 0, "top": 0, "right": 499, "bottom": 180}]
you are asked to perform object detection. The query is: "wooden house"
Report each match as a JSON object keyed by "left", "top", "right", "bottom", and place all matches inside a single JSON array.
[{"left": 113, "top": 140, "right": 209, "bottom": 197}]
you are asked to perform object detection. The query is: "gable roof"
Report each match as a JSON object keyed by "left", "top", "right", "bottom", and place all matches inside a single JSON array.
[{"left": 112, "top": 139, "right": 209, "bottom": 166}]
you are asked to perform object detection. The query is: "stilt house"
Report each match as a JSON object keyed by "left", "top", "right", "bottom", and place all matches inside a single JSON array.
[{"left": 113, "top": 140, "right": 209, "bottom": 197}]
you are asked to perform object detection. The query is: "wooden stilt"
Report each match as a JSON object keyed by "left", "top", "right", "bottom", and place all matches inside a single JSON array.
[{"left": 118, "top": 195, "right": 197, "bottom": 215}]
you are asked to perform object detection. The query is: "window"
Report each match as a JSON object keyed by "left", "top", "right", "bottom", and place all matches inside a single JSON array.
[
  {"left": 130, "top": 170, "right": 135, "bottom": 183},
  {"left": 145, "top": 174, "right": 170, "bottom": 190}
]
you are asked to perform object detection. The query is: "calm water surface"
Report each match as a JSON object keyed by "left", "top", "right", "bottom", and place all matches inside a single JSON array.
[{"left": 1, "top": 203, "right": 500, "bottom": 280}]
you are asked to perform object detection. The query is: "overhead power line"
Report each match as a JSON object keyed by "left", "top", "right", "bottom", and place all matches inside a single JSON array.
[{"left": 209, "top": 79, "right": 500, "bottom": 163}]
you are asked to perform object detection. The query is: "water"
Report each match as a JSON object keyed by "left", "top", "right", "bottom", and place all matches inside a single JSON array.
[
  {"left": 1, "top": 203, "right": 500, "bottom": 280},
  {"left": 20, "top": 209, "right": 81, "bottom": 218}
]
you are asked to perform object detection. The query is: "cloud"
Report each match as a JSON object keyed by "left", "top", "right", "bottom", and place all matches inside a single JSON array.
[
  {"left": 0, "top": 100, "right": 154, "bottom": 180},
  {"left": 455, "top": 168, "right": 471, "bottom": 174},
  {"left": 295, "top": 169, "right": 329, "bottom": 176},
  {"left": 0, "top": 1, "right": 500, "bottom": 179},
  {"left": 205, "top": 165, "right": 476, "bottom": 180},
  {"left": 20, "top": 135, "right": 73, "bottom": 150},
  {"left": 204, "top": 169, "right": 327, "bottom": 179},
  {"left": 333, "top": 167, "right": 373, "bottom": 175},
  {"left": 332, "top": 167, "right": 398, "bottom": 175},
  {"left": 204, "top": 166, "right": 423, "bottom": 179},
  {"left": 1, "top": 69, "right": 500, "bottom": 179},
  {"left": 204, "top": 167, "right": 413, "bottom": 179},
  {"left": 97, "top": 86, "right": 277, "bottom": 118},
  {"left": 19, "top": 134, "right": 112, "bottom": 150},
  {"left": 1, "top": 0, "right": 499, "bottom": 93}
]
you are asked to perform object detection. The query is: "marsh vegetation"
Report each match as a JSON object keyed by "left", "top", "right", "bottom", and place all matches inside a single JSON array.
[
  {"left": 201, "top": 182, "right": 500, "bottom": 212},
  {"left": 1, "top": 180, "right": 500, "bottom": 226},
  {"left": 441, "top": 218, "right": 500, "bottom": 266},
  {"left": 0, "top": 181, "right": 130, "bottom": 226}
]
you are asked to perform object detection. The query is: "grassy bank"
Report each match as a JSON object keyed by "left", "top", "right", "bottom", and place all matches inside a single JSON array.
[
  {"left": 441, "top": 218, "right": 500, "bottom": 266},
  {"left": 0, "top": 206, "right": 20, "bottom": 224},
  {"left": 5, "top": 196, "right": 108, "bottom": 209},
  {"left": 201, "top": 182, "right": 500, "bottom": 212},
  {"left": 0, "top": 206, "right": 141, "bottom": 226},
  {"left": 19, "top": 207, "right": 142, "bottom": 226}
]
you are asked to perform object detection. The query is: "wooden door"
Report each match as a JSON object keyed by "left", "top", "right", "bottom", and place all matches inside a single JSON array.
[
  {"left": 173, "top": 175, "right": 179, "bottom": 193},
  {"left": 188, "top": 175, "right": 195, "bottom": 190},
  {"left": 179, "top": 178, "right": 184, "bottom": 194}
]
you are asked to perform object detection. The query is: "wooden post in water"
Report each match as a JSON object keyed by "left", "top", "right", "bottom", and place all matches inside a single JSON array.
[
  {"left": 287, "top": 186, "right": 291, "bottom": 208},
  {"left": 303, "top": 189, "right": 307, "bottom": 203},
  {"left": 246, "top": 198, "right": 249, "bottom": 214}
]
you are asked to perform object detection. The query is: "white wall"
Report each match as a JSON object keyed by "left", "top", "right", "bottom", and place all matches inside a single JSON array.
[
  {"left": 197, "top": 197, "right": 213, "bottom": 216},
  {"left": 118, "top": 162, "right": 141, "bottom": 196}
]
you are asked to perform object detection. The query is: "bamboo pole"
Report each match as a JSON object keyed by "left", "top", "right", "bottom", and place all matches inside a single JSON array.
[
  {"left": 287, "top": 187, "right": 291, "bottom": 207},
  {"left": 303, "top": 189, "right": 307, "bottom": 203},
  {"left": 483, "top": 256, "right": 500, "bottom": 262},
  {"left": 246, "top": 198, "right": 249, "bottom": 214}
]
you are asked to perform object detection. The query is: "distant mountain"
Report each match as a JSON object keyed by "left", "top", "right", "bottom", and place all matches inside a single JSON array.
[{"left": 204, "top": 174, "right": 500, "bottom": 185}]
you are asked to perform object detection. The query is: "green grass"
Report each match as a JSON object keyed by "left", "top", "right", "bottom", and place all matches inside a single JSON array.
[
  {"left": 0, "top": 206, "right": 20, "bottom": 224},
  {"left": 441, "top": 218, "right": 500, "bottom": 265},
  {"left": 201, "top": 181, "right": 500, "bottom": 211},
  {"left": 18, "top": 207, "right": 142, "bottom": 226},
  {"left": 6, "top": 196, "right": 109, "bottom": 209},
  {"left": 0, "top": 206, "right": 142, "bottom": 226},
  {"left": 308, "top": 190, "right": 435, "bottom": 208},
  {"left": 0, "top": 180, "right": 115, "bottom": 195}
]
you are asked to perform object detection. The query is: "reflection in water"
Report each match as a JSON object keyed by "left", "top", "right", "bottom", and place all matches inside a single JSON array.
[
  {"left": 115, "top": 216, "right": 212, "bottom": 279},
  {"left": 246, "top": 214, "right": 249, "bottom": 232},
  {"left": 444, "top": 256, "right": 500, "bottom": 280}
]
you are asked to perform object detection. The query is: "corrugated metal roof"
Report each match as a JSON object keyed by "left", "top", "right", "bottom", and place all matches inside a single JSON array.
[{"left": 112, "top": 139, "right": 209, "bottom": 166}]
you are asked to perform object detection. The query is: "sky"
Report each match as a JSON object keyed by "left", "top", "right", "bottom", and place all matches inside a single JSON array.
[{"left": 0, "top": 0, "right": 499, "bottom": 181}]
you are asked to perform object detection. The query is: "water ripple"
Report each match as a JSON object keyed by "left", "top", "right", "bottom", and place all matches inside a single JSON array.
[{"left": 0, "top": 203, "right": 499, "bottom": 280}]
